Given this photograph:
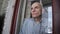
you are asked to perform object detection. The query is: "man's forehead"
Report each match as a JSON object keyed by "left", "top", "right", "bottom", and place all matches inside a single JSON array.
[{"left": 32, "top": 2, "right": 41, "bottom": 7}]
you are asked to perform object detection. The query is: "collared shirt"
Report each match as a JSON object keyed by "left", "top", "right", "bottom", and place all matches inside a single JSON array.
[{"left": 19, "top": 18, "right": 48, "bottom": 34}]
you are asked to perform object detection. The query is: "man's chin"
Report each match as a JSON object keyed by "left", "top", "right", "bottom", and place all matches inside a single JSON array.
[{"left": 32, "top": 15, "right": 40, "bottom": 18}]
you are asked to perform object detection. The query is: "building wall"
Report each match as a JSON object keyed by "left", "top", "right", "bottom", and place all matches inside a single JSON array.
[
  {"left": 2, "top": 0, "right": 16, "bottom": 34},
  {"left": 0, "top": 0, "right": 4, "bottom": 16}
]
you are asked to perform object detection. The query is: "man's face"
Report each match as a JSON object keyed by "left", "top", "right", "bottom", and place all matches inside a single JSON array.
[{"left": 31, "top": 2, "right": 42, "bottom": 18}]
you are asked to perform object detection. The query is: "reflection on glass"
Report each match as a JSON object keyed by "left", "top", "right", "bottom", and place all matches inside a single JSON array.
[
  {"left": 48, "top": 6, "right": 52, "bottom": 33},
  {"left": 44, "top": 6, "right": 52, "bottom": 34}
]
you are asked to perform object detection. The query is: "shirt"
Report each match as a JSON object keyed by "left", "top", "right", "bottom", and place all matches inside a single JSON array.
[{"left": 19, "top": 18, "right": 48, "bottom": 34}]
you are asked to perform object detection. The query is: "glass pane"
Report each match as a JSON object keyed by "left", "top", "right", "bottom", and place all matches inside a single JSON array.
[
  {"left": 43, "top": 6, "right": 52, "bottom": 34},
  {"left": 48, "top": 6, "right": 52, "bottom": 33},
  {"left": 18, "top": 0, "right": 52, "bottom": 34}
]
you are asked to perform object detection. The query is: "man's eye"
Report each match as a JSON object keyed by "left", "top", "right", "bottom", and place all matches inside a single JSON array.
[{"left": 35, "top": 7, "right": 39, "bottom": 9}]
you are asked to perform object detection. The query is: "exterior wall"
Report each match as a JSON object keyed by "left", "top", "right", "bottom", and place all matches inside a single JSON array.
[
  {"left": 2, "top": 0, "right": 16, "bottom": 34},
  {"left": 0, "top": 0, "right": 4, "bottom": 16}
]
